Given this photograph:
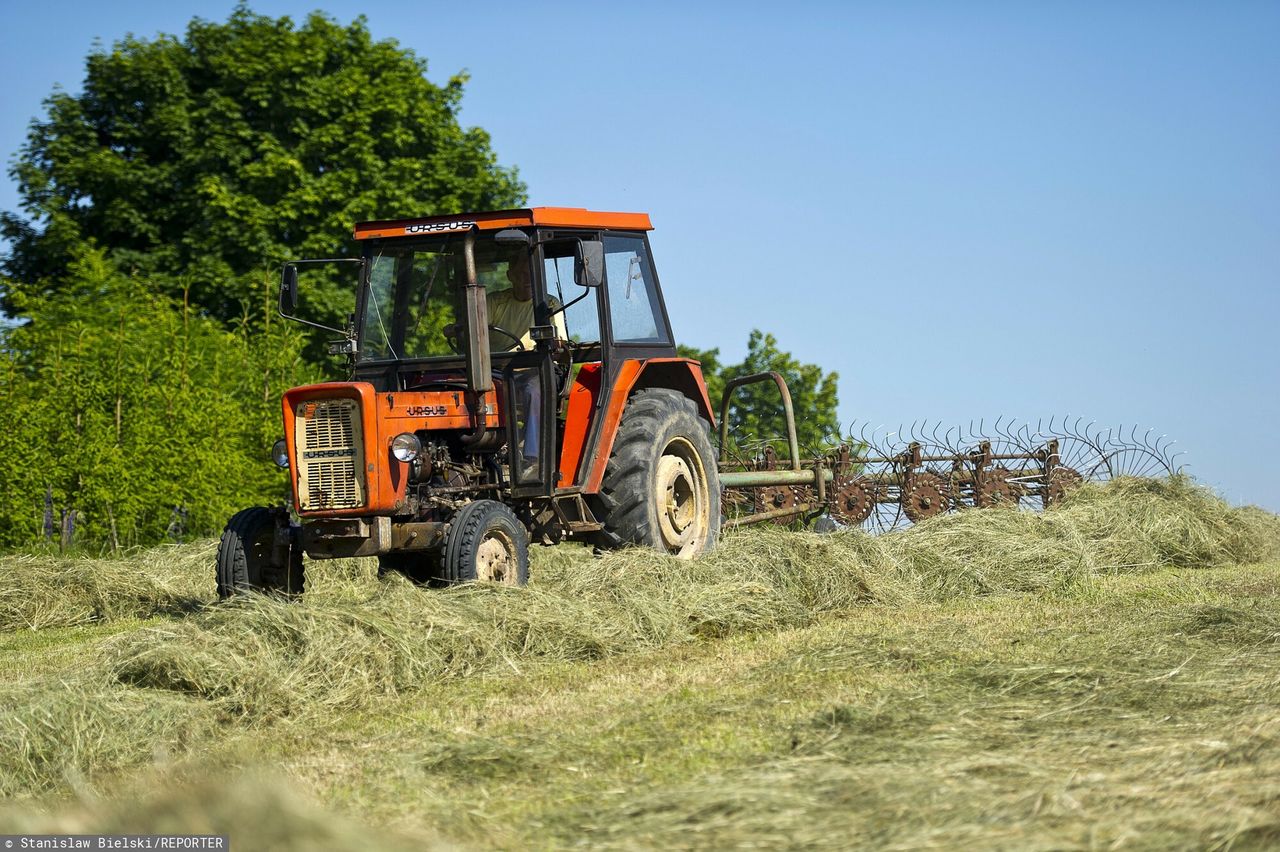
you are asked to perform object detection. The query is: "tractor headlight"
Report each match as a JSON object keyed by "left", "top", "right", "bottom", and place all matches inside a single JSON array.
[
  {"left": 272, "top": 438, "right": 289, "bottom": 468},
  {"left": 391, "top": 432, "right": 422, "bottom": 463}
]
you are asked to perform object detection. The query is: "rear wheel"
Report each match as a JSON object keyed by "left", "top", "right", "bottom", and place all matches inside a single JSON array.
[
  {"left": 594, "top": 388, "right": 720, "bottom": 558},
  {"left": 216, "top": 507, "right": 303, "bottom": 599},
  {"left": 442, "top": 500, "right": 530, "bottom": 585}
]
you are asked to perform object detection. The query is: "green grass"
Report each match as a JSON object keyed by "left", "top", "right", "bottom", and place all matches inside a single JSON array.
[{"left": 1, "top": 476, "right": 1278, "bottom": 848}]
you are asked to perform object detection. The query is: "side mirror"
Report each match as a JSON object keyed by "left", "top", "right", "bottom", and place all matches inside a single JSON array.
[
  {"left": 280, "top": 265, "right": 299, "bottom": 315},
  {"left": 576, "top": 240, "right": 604, "bottom": 288}
]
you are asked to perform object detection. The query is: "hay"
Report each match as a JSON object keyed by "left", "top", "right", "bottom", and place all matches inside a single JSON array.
[
  {"left": 0, "top": 771, "right": 435, "bottom": 850},
  {"left": 1, "top": 476, "right": 1277, "bottom": 797},
  {"left": 95, "top": 478, "right": 1280, "bottom": 725},
  {"left": 563, "top": 621, "right": 1280, "bottom": 850},
  {"left": 0, "top": 674, "right": 220, "bottom": 796},
  {"left": 0, "top": 543, "right": 213, "bottom": 631}
]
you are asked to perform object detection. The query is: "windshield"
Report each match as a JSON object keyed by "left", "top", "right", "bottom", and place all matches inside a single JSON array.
[{"left": 359, "top": 235, "right": 526, "bottom": 362}]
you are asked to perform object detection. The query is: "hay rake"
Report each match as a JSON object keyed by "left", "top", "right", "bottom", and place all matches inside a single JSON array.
[{"left": 717, "top": 378, "right": 1182, "bottom": 532}]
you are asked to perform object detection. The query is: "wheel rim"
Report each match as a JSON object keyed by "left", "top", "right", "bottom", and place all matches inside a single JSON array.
[
  {"left": 654, "top": 437, "right": 710, "bottom": 557},
  {"left": 475, "top": 529, "right": 519, "bottom": 584}
]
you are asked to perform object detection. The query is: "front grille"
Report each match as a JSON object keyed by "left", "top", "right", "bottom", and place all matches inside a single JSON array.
[{"left": 295, "top": 399, "right": 366, "bottom": 510}]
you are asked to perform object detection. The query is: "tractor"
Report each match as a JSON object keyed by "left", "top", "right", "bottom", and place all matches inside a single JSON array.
[
  {"left": 218, "top": 207, "right": 804, "bottom": 595},
  {"left": 217, "top": 206, "right": 1178, "bottom": 596}
]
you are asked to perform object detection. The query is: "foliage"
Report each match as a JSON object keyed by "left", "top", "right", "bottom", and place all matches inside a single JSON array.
[
  {"left": 681, "top": 330, "right": 840, "bottom": 455},
  {"left": 0, "top": 247, "right": 321, "bottom": 548},
  {"left": 0, "top": 6, "right": 525, "bottom": 331},
  {"left": 0, "top": 7, "right": 526, "bottom": 547}
]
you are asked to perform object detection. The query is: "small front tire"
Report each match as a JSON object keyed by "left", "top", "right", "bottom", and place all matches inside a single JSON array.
[
  {"left": 442, "top": 500, "right": 530, "bottom": 586},
  {"left": 216, "top": 507, "right": 304, "bottom": 599}
]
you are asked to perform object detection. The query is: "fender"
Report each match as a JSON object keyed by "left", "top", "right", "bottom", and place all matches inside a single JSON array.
[{"left": 570, "top": 358, "right": 717, "bottom": 494}]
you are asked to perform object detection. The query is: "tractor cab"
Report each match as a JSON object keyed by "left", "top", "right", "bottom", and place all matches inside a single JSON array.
[
  {"left": 225, "top": 208, "right": 720, "bottom": 596},
  {"left": 344, "top": 207, "right": 680, "bottom": 496}
]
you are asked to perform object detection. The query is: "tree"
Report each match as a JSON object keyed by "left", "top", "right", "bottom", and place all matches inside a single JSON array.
[
  {"left": 0, "top": 246, "right": 319, "bottom": 548},
  {"left": 1, "top": 7, "right": 525, "bottom": 332},
  {"left": 679, "top": 330, "right": 840, "bottom": 457}
]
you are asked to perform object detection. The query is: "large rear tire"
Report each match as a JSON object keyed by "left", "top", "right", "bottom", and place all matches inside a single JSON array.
[
  {"left": 442, "top": 500, "right": 530, "bottom": 586},
  {"left": 216, "top": 507, "right": 303, "bottom": 599},
  {"left": 594, "top": 388, "right": 721, "bottom": 558}
]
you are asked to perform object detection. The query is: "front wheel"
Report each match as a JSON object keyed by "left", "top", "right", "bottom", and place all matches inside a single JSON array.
[
  {"left": 442, "top": 500, "right": 530, "bottom": 586},
  {"left": 594, "top": 388, "right": 721, "bottom": 558},
  {"left": 216, "top": 507, "right": 303, "bottom": 599}
]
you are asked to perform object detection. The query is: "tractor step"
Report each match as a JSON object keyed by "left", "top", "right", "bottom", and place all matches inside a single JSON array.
[{"left": 549, "top": 490, "right": 603, "bottom": 533}]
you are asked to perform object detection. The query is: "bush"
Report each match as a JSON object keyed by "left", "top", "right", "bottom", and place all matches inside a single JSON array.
[{"left": 0, "top": 248, "right": 321, "bottom": 548}]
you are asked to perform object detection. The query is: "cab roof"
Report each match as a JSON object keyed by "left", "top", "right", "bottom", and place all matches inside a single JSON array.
[{"left": 353, "top": 207, "right": 653, "bottom": 240}]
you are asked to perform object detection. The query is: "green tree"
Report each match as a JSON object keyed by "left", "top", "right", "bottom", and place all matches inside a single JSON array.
[
  {"left": 680, "top": 330, "right": 839, "bottom": 457},
  {"left": 0, "top": 247, "right": 319, "bottom": 548},
  {"left": 1, "top": 6, "right": 525, "bottom": 332}
]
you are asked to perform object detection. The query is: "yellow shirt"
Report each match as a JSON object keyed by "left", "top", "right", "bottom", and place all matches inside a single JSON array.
[{"left": 486, "top": 290, "right": 567, "bottom": 351}]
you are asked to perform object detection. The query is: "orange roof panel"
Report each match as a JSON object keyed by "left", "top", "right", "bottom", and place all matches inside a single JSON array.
[{"left": 353, "top": 207, "right": 653, "bottom": 240}]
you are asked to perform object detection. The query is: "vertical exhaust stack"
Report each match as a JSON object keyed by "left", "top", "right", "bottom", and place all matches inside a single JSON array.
[{"left": 461, "top": 228, "right": 493, "bottom": 393}]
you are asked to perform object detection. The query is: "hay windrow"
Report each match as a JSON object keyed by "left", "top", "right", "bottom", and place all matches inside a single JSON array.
[
  {"left": 0, "top": 674, "right": 222, "bottom": 797},
  {"left": 2, "top": 476, "right": 1277, "bottom": 795},
  {"left": 0, "top": 543, "right": 214, "bottom": 631},
  {"left": 99, "top": 477, "right": 1279, "bottom": 723}
]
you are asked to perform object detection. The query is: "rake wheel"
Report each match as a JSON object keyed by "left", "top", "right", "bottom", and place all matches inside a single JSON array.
[
  {"left": 902, "top": 472, "right": 950, "bottom": 522},
  {"left": 1044, "top": 466, "right": 1083, "bottom": 507},
  {"left": 831, "top": 476, "right": 876, "bottom": 525},
  {"left": 975, "top": 468, "right": 1019, "bottom": 508}
]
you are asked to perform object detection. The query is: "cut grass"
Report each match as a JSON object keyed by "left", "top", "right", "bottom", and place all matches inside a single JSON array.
[
  {"left": 94, "top": 476, "right": 1280, "bottom": 724},
  {"left": 12, "top": 563, "right": 1275, "bottom": 849},
  {"left": 1, "top": 476, "right": 1278, "bottom": 847},
  {"left": 0, "top": 770, "right": 437, "bottom": 851},
  {"left": 0, "top": 543, "right": 212, "bottom": 632},
  {"left": 301, "top": 567, "right": 1280, "bottom": 849}
]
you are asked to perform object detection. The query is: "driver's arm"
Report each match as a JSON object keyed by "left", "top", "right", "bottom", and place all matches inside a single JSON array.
[{"left": 548, "top": 296, "right": 568, "bottom": 341}]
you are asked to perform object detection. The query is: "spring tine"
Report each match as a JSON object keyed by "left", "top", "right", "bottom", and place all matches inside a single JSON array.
[
  {"left": 1017, "top": 421, "right": 1035, "bottom": 453},
  {"left": 1002, "top": 417, "right": 1023, "bottom": 448},
  {"left": 945, "top": 424, "right": 960, "bottom": 454}
]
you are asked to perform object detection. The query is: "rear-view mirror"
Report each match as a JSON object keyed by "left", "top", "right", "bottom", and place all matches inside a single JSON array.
[
  {"left": 493, "top": 228, "right": 530, "bottom": 246},
  {"left": 280, "top": 265, "right": 299, "bottom": 315},
  {"left": 577, "top": 240, "right": 604, "bottom": 288}
]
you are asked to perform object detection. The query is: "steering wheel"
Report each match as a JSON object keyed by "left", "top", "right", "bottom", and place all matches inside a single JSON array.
[{"left": 489, "top": 324, "right": 527, "bottom": 351}]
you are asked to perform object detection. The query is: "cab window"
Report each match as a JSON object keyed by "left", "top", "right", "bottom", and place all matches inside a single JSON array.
[{"left": 604, "top": 235, "right": 669, "bottom": 344}]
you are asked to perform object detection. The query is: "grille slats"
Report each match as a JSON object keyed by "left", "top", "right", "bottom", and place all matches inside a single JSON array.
[{"left": 295, "top": 399, "right": 366, "bottom": 510}]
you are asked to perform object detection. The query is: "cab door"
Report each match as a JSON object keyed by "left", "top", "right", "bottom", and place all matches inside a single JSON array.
[
  {"left": 538, "top": 236, "right": 607, "bottom": 490},
  {"left": 504, "top": 235, "right": 601, "bottom": 495}
]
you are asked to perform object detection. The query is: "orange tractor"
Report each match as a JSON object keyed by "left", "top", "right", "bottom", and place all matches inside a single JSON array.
[
  {"left": 219, "top": 207, "right": 812, "bottom": 595},
  {"left": 217, "top": 206, "right": 1178, "bottom": 596}
]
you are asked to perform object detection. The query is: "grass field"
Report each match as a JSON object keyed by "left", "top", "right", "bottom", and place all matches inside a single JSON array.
[{"left": 1, "top": 477, "right": 1278, "bottom": 849}]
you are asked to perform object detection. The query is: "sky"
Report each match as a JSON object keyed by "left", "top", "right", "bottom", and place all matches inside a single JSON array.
[{"left": 1, "top": 1, "right": 1277, "bottom": 509}]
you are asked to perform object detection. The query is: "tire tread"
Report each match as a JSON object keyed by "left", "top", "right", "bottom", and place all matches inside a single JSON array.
[{"left": 594, "top": 388, "right": 720, "bottom": 556}]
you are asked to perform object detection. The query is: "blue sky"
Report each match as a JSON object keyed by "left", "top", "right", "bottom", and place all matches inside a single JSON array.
[{"left": 2, "top": 1, "right": 1278, "bottom": 509}]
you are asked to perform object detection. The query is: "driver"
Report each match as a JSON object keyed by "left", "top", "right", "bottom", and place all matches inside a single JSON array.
[{"left": 485, "top": 252, "right": 565, "bottom": 350}]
